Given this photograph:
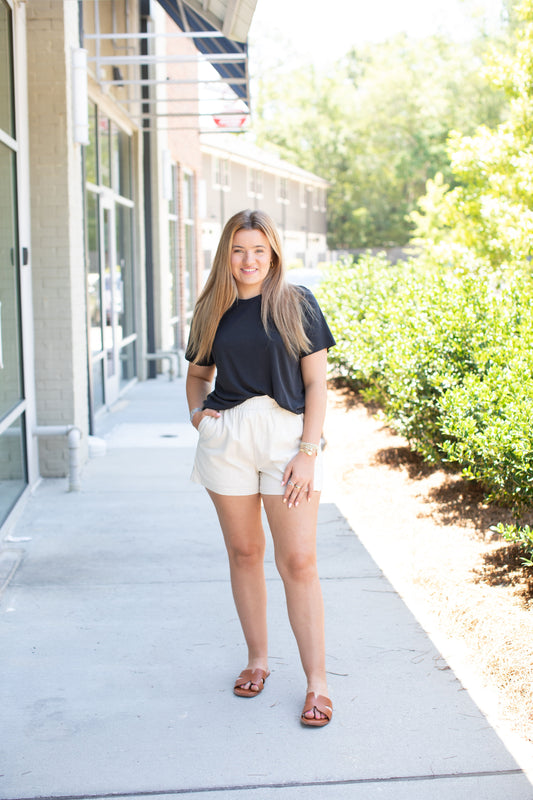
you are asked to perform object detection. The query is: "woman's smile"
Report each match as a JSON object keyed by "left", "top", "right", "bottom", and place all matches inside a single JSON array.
[{"left": 231, "top": 228, "right": 272, "bottom": 298}]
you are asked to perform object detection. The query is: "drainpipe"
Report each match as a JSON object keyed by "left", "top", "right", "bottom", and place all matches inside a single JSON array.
[
  {"left": 141, "top": 1, "right": 156, "bottom": 378},
  {"left": 33, "top": 426, "right": 82, "bottom": 492}
]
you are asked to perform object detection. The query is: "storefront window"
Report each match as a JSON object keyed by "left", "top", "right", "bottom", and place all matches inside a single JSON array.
[
  {"left": 84, "top": 107, "right": 136, "bottom": 415},
  {"left": 0, "top": 1, "right": 14, "bottom": 138}
]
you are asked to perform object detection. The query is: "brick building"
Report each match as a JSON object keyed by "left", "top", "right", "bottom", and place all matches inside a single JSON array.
[{"left": 200, "top": 136, "right": 329, "bottom": 274}]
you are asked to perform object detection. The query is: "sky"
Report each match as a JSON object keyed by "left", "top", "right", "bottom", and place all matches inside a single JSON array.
[{"left": 249, "top": 0, "right": 506, "bottom": 69}]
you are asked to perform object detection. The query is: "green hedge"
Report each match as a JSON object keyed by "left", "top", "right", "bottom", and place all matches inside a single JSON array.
[{"left": 317, "top": 254, "right": 533, "bottom": 516}]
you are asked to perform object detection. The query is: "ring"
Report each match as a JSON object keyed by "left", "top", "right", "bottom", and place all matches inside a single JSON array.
[
  {"left": 294, "top": 484, "right": 301, "bottom": 489},
  {"left": 287, "top": 480, "right": 294, "bottom": 486}
]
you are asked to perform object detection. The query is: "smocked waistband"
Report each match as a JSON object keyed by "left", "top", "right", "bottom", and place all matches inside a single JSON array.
[{"left": 228, "top": 395, "right": 281, "bottom": 415}]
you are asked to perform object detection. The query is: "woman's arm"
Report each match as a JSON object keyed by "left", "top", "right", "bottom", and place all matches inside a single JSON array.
[
  {"left": 300, "top": 348, "right": 328, "bottom": 447},
  {"left": 186, "top": 362, "right": 220, "bottom": 429},
  {"left": 282, "top": 348, "right": 328, "bottom": 506}
]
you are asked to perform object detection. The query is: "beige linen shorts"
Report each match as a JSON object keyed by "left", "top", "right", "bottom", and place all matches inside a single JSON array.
[{"left": 191, "top": 395, "right": 323, "bottom": 496}]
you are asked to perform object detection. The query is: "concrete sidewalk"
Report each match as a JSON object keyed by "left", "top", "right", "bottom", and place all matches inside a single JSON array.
[{"left": 1, "top": 377, "right": 532, "bottom": 800}]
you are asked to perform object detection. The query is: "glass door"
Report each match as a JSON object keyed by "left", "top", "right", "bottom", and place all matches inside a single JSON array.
[{"left": 0, "top": 0, "right": 28, "bottom": 525}]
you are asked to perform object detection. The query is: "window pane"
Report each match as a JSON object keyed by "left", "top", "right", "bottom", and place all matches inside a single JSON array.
[
  {"left": 169, "top": 164, "right": 177, "bottom": 216},
  {"left": 92, "top": 359, "right": 104, "bottom": 411},
  {"left": 0, "top": 143, "right": 23, "bottom": 418},
  {"left": 0, "top": 414, "right": 27, "bottom": 526},
  {"left": 85, "top": 102, "right": 97, "bottom": 184},
  {"left": 102, "top": 208, "right": 115, "bottom": 377},
  {"left": 119, "top": 340, "right": 136, "bottom": 387},
  {"left": 106, "top": 122, "right": 133, "bottom": 199},
  {"left": 183, "top": 173, "right": 193, "bottom": 218},
  {"left": 86, "top": 190, "right": 103, "bottom": 354},
  {"left": 184, "top": 223, "right": 195, "bottom": 316},
  {"left": 0, "top": 1, "right": 14, "bottom": 138},
  {"left": 111, "top": 122, "right": 120, "bottom": 193},
  {"left": 115, "top": 204, "right": 135, "bottom": 339},
  {"left": 168, "top": 218, "right": 178, "bottom": 322},
  {"left": 118, "top": 128, "right": 132, "bottom": 199},
  {"left": 99, "top": 114, "right": 111, "bottom": 188}
]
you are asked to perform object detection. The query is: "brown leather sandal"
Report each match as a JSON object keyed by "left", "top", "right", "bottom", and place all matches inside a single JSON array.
[
  {"left": 233, "top": 668, "right": 270, "bottom": 697},
  {"left": 300, "top": 692, "right": 333, "bottom": 727}
]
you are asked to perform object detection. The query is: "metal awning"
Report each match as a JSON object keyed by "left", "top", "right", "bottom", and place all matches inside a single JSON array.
[
  {"left": 167, "top": 0, "right": 258, "bottom": 42},
  {"left": 84, "top": 0, "right": 256, "bottom": 131},
  {"left": 155, "top": 0, "right": 255, "bottom": 101}
]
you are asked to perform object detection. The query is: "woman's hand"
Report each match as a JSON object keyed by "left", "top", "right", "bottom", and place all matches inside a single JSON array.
[
  {"left": 191, "top": 408, "right": 221, "bottom": 430},
  {"left": 186, "top": 363, "right": 220, "bottom": 430},
  {"left": 281, "top": 451, "right": 317, "bottom": 508}
]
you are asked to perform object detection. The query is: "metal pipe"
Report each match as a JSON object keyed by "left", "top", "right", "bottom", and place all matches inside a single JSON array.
[
  {"left": 99, "top": 78, "right": 248, "bottom": 86},
  {"left": 84, "top": 30, "right": 227, "bottom": 40},
  {"left": 33, "top": 426, "right": 82, "bottom": 492},
  {"left": 88, "top": 53, "right": 245, "bottom": 65},
  {"left": 132, "top": 110, "right": 250, "bottom": 119},
  {"left": 116, "top": 95, "right": 248, "bottom": 105},
  {"left": 140, "top": 126, "right": 248, "bottom": 133}
]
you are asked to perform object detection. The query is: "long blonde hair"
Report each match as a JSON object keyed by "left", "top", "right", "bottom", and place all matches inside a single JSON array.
[{"left": 188, "top": 209, "right": 314, "bottom": 364}]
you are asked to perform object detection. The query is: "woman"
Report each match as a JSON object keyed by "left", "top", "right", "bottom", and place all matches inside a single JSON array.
[{"left": 185, "top": 209, "right": 335, "bottom": 727}]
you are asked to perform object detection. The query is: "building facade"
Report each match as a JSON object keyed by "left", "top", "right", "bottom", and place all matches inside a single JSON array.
[
  {"left": 0, "top": 0, "right": 257, "bottom": 533},
  {"left": 200, "top": 136, "right": 328, "bottom": 274}
]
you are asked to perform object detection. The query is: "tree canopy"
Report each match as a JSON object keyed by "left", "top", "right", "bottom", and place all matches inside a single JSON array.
[
  {"left": 412, "top": 0, "right": 533, "bottom": 266},
  {"left": 252, "top": 27, "right": 509, "bottom": 249}
]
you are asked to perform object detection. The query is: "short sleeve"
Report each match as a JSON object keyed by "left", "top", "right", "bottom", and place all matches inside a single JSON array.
[
  {"left": 185, "top": 334, "right": 215, "bottom": 367},
  {"left": 298, "top": 286, "right": 336, "bottom": 356}
]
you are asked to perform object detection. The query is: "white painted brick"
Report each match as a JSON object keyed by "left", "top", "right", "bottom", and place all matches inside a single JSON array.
[{"left": 27, "top": 0, "right": 89, "bottom": 476}]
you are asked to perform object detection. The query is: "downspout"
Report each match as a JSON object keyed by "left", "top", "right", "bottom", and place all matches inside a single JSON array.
[
  {"left": 33, "top": 426, "right": 82, "bottom": 492},
  {"left": 141, "top": 0, "right": 156, "bottom": 378},
  {"left": 78, "top": 0, "right": 95, "bottom": 435}
]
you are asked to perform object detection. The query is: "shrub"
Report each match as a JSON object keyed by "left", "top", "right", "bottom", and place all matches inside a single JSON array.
[
  {"left": 439, "top": 356, "right": 533, "bottom": 512},
  {"left": 318, "top": 254, "right": 533, "bottom": 513},
  {"left": 491, "top": 524, "right": 533, "bottom": 568}
]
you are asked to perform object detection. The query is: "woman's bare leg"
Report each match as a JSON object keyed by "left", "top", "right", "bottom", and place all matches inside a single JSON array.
[
  {"left": 262, "top": 492, "right": 329, "bottom": 720},
  {"left": 207, "top": 490, "right": 269, "bottom": 691}
]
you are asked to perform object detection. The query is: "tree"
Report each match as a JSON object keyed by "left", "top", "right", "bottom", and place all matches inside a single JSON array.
[
  {"left": 253, "top": 33, "right": 508, "bottom": 249},
  {"left": 412, "top": 0, "right": 533, "bottom": 267}
]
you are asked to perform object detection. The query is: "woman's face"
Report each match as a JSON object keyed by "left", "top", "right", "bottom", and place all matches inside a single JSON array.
[{"left": 230, "top": 228, "right": 272, "bottom": 299}]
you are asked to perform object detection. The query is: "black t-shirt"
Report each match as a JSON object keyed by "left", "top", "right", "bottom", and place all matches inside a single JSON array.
[{"left": 186, "top": 286, "right": 336, "bottom": 414}]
